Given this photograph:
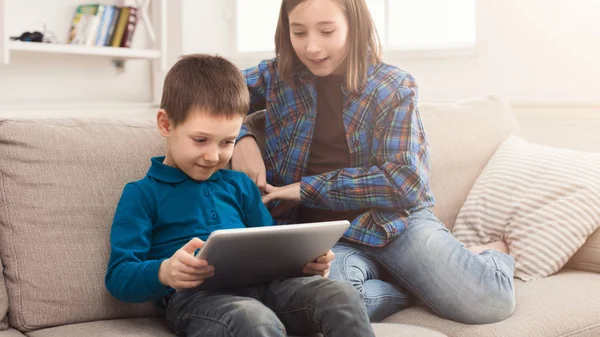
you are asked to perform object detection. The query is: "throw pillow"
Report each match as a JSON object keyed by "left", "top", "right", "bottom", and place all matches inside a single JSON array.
[{"left": 452, "top": 135, "right": 600, "bottom": 281}]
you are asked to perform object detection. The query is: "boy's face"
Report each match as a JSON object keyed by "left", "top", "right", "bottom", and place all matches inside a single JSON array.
[
  {"left": 158, "top": 109, "right": 244, "bottom": 181},
  {"left": 288, "top": 0, "right": 349, "bottom": 77}
]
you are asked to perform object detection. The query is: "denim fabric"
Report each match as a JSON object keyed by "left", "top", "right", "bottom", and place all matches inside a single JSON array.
[
  {"left": 165, "top": 276, "right": 374, "bottom": 337},
  {"left": 330, "top": 208, "right": 516, "bottom": 324}
]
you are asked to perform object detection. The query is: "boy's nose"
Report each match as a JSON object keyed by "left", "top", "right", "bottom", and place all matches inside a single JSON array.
[{"left": 203, "top": 147, "right": 219, "bottom": 163}]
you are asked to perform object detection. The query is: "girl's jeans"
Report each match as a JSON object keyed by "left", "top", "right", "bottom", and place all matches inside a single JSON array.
[
  {"left": 165, "top": 275, "right": 375, "bottom": 337},
  {"left": 330, "top": 208, "right": 516, "bottom": 323}
]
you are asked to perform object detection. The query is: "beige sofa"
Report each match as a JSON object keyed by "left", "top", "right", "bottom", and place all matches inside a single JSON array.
[{"left": 0, "top": 96, "right": 598, "bottom": 337}]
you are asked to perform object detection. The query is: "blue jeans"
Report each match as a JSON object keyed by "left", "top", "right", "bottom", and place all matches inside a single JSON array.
[
  {"left": 330, "top": 208, "right": 516, "bottom": 324},
  {"left": 165, "top": 275, "right": 375, "bottom": 337}
]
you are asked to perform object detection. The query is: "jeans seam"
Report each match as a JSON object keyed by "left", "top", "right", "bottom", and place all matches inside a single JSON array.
[
  {"left": 483, "top": 252, "right": 514, "bottom": 292},
  {"left": 374, "top": 258, "right": 450, "bottom": 320},
  {"left": 338, "top": 251, "right": 357, "bottom": 285},
  {"left": 340, "top": 248, "right": 412, "bottom": 312}
]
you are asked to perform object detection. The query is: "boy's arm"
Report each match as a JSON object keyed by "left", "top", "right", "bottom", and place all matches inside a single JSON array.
[
  {"left": 105, "top": 183, "right": 169, "bottom": 303},
  {"left": 241, "top": 174, "right": 275, "bottom": 228}
]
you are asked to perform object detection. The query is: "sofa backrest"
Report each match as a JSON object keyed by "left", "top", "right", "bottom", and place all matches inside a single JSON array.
[
  {"left": 419, "top": 96, "right": 520, "bottom": 229},
  {"left": 0, "top": 119, "right": 165, "bottom": 332},
  {"left": 0, "top": 256, "right": 8, "bottom": 330}
]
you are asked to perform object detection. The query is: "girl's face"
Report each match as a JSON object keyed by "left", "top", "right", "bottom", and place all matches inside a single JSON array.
[{"left": 288, "top": 0, "right": 349, "bottom": 77}]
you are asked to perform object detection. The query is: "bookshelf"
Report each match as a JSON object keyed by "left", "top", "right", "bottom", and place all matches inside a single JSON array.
[
  {"left": 0, "top": 0, "right": 167, "bottom": 71},
  {"left": 8, "top": 41, "right": 161, "bottom": 60}
]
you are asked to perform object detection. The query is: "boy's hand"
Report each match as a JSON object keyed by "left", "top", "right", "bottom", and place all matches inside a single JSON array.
[
  {"left": 158, "top": 238, "right": 214, "bottom": 290},
  {"left": 303, "top": 250, "right": 335, "bottom": 278},
  {"left": 232, "top": 137, "right": 267, "bottom": 192}
]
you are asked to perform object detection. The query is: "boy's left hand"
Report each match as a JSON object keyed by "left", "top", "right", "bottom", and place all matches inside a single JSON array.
[{"left": 303, "top": 250, "right": 335, "bottom": 278}]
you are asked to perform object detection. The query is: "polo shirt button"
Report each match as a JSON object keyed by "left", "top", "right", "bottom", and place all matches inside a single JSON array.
[
  {"left": 203, "top": 190, "right": 209, "bottom": 197},
  {"left": 210, "top": 212, "right": 217, "bottom": 219}
]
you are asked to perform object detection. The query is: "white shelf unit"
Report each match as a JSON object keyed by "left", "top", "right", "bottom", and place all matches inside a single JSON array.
[
  {"left": 7, "top": 41, "right": 161, "bottom": 60},
  {"left": 0, "top": 0, "right": 168, "bottom": 103}
]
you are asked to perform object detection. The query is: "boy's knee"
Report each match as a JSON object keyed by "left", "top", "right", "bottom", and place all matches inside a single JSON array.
[
  {"left": 317, "top": 278, "right": 364, "bottom": 306},
  {"left": 224, "top": 299, "right": 286, "bottom": 335}
]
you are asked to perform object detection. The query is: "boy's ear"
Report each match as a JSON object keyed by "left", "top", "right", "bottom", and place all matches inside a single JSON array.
[{"left": 156, "top": 109, "right": 172, "bottom": 138}]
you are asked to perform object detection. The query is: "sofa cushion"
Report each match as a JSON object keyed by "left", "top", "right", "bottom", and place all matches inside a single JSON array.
[
  {"left": 26, "top": 318, "right": 173, "bottom": 337},
  {"left": 0, "top": 119, "right": 165, "bottom": 332},
  {"left": 24, "top": 318, "right": 448, "bottom": 337},
  {"left": 452, "top": 135, "right": 600, "bottom": 281},
  {"left": 568, "top": 228, "right": 600, "bottom": 273},
  {"left": 371, "top": 323, "right": 447, "bottom": 337},
  {"left": 0, "top": 328, "right": 25, "bottom": 337},
  {"left": 0, "top": 255, "right": 8, "bottom": 330},
  {"left": 383, "top": 269, "right": 600, "bottom": 337}
]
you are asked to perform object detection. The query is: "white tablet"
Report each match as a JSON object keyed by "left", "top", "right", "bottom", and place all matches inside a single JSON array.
[{"left": 188, "top": 220, "right": 350, "bottom": 292}]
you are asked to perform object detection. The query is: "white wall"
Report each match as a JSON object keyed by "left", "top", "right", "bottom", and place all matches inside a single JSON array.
[
  {"left": 0, "top": 0, "right": 176, "bottom": 114},
  {"left": 176, "top": 0, "right": 600, "bottom": 105},
  {"left": 393, "top": 0, "right": 600, "bottom": 104},
  {"left": 174, "top": 0, "right": 600, "bottom": 152},
  {"left": 1, "top": 0, "right": 599, "bottom": 153}
]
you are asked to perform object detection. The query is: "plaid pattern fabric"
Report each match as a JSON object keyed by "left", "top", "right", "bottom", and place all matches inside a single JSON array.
[{"left": 240, "top": 58, "right": 435, "bottom": 246}]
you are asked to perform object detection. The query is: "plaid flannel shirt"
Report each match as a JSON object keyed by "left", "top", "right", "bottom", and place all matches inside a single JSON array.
[{"left": 239, "top": 58, "right": 435, "bottom": 247}]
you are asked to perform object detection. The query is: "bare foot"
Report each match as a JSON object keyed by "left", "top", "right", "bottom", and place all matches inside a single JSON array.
[{"left": 467, "top": 240, "right": 509, "bottom": 254}]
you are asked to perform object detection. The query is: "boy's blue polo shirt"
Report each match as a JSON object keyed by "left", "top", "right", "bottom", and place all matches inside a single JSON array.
[{"left": 105, "top": 156, "right": 274, "bottom": 303}]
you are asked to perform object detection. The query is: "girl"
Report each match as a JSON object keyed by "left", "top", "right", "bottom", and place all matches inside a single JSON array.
[{"left": 232, "top": 0, "right": 516, "bottom": 324}]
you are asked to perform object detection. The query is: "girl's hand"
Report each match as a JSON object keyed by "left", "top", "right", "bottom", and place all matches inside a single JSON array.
[
  {"left": 303, "top": 250, "right": 335, "bottom": 278},
  {"left": 261, "top": 183, "right": 301, "bottom": 204},
  {"left": 158, "top": 238, "right": 214, "bottom": 290},
  {"left": 262, "top": 183, "right": 302, "bottom": 216},
  {"left": 231, "top": 137, "right": 267, "bottom": 192}
]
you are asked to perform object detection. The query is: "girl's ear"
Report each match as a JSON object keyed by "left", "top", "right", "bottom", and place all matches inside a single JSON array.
[{"left": 156, "top": 109, "right": 172, "bottom": 138}]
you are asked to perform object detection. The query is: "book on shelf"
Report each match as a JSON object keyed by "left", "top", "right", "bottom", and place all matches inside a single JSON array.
[{"left": 67, "top": 4, "right": 139, "bottom": 48}]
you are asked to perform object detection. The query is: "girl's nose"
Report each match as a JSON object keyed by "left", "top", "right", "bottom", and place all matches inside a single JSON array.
[{"left": 306, "top": 36, "right": 322, "bottom": 55}]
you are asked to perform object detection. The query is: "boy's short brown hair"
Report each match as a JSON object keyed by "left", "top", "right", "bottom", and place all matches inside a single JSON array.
[{"left": 160, "top": 54, "right": 249, "bottom": 126}]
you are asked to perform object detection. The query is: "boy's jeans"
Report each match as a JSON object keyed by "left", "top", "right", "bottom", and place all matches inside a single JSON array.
[
  {"left": 330, "top": 208, "right": 516, "bottom": 323},
  {"left": 165, "top": 275, "right": 375, "bottom": 337}
]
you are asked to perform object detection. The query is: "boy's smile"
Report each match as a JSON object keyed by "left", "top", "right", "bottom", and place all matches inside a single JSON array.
[{"left": 158, "top": 109, "right": 244, "bottom": 181}]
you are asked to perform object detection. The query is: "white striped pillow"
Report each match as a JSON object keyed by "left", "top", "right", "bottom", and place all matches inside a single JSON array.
[{"left": 452, "top": 135, "right": 600, "bottom": 281}]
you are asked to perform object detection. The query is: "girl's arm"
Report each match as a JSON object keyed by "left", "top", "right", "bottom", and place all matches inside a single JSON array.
[
  {"left": 238, "top": 60, "right": 271, "bottom": 141},
  {"left": 300, "top": 74, "right": 434, "bottom": 212}
]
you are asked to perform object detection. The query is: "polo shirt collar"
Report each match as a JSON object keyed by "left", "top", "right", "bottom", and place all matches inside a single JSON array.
[{"left": 146, "top": 156, "right": 222, "bottom": 183}]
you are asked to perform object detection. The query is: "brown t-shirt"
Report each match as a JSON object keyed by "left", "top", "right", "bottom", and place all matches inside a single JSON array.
[{"left": 297, "top": 75, "right": 364, "bottom": 223}]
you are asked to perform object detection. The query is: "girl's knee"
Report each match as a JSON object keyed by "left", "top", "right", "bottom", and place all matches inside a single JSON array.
[
  {"left": 447, "top": 280, "right": 516, "bottom": 324},
  {"left": 458, "top": 295, "right": 516, "bottom": 324}
]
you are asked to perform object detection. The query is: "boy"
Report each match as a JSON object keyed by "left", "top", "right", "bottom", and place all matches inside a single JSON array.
[{"left": 105, "top": 54, "right": 374, "bottom": 337}]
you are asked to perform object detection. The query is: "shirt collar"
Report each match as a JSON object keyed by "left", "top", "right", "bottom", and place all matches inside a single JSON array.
[
  {"left": 296, "top": 60, "right": 377, "bottom": 95},
  {"left": 146, "top": 156, "right": 221, "bottom": 183}
]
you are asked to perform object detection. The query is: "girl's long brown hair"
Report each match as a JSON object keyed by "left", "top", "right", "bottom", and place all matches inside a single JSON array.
[{"left": 275, "top": 0, "right": 382, "bottom": 92}]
